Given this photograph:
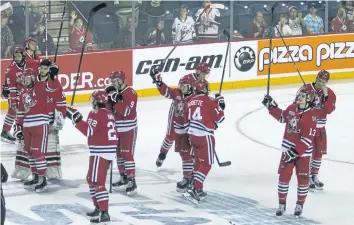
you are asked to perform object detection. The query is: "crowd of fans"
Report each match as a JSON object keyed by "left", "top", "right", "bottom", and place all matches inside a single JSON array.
[{"left": 1, "top": 0, "right": 354, "bottom": 57}]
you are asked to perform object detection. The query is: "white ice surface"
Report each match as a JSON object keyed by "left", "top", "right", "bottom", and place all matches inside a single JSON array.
[{"left": 1, "top": 80, "right": 353, "bottom": 225}]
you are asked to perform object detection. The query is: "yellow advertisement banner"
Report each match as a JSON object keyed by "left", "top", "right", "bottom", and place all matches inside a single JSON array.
[{"left": 257, "top": 33, "right": 354, "bottom": 76}]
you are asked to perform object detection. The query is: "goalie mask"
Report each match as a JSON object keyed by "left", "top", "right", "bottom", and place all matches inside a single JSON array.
[
  {"left": 20, "top": 68, "right": 37, "bottom": 87},
  {"left": 296, "top": 87, "right": 315, "bottom": 108}
]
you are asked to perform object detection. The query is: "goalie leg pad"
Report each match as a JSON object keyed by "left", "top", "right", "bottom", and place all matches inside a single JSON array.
[
  {"left": 45, "top": 131, "right": 62, "bottom": 179},
  {"left": 11, "top": 140, "right": 31, "bottom": 181}
]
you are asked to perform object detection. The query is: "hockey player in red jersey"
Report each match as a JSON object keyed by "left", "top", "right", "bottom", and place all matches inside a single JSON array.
[
  {"left": 23, "top": 37, "right": 41, "bottom": 64},
  {"left": 155, "top": 62, "right": 210, "bottom": 168},
  {"left": 1, "top": 47, "right": 39, "bottom": 144},
  {"left": 184, "top": 79, "right": 225, "bottom": 204},
  {"left": 66, "top": 90, "right": 116, "bottom": 223},
  {"left": 296, "top": 70, "right": 336, "bottom": 191},
  {"left": 150, "top": 68, "right": 195, "bottom": 192},
  {"left": 38, "top": 59, "right": 66, "bottom": 178},
  {"left": 107, "top": 70, "right": 138, "bottom": 195},
  {"left": 262, "top": 88, "right": 317, "bottom": 217},
  {"left": 14, "top": 68, "right": 50, "bottom": 193},
  {"left": 12, "top": 59, "right": 66, "bottom": 180}
]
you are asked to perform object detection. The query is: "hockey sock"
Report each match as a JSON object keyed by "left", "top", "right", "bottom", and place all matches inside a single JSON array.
[
  {"left": 116, "top": 157, "right": 125, "bottom": 174},
  {"left": 124, "top": 160, "right": 135, "bottom": 178},
  {"left": 95, "top": 186, "right": 109, "bottom": 211},
  {"left": 29, "top": 157, "right": 38, "bottom": 174},
  {"left": 2, "top": 111, "right": 16, "bottom": 132},
  {"left": 310, "top": 158, "right": 322, "bottom": 175},
  {"left": 193, "top": 164, "right": 211, "bottom": 189},
  {"left": 278, "top": 174, "right": 291, "bottom": 204},
  {"left": 160, "top": 136, "right": 173, "bottom": 154},
  {"left": 89, "top": 185, "right": 98, "bottom": 206},
  {"left": 180, "top": 152, "right": 193, "bottom": 179},
  {"left": 296, "top": 175, "right": 309, "bottom": 204},
  {"left": 32, "top": 151, "right": 47, "bottom": 176}
]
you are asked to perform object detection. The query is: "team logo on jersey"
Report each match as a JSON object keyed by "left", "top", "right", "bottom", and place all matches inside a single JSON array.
[
  {"left": 23, "top": 93, "right": 37, "bottom": 113},
  {"left": 287, "top": 116, "right": 300, "bottom": 133},
  {"left": 234, "top": 47, "right": 255, "bottom": 72},
  {"left": 174, "top": 102, "right": 185, "bottom": 117},
  {"left": 313, "top": 95, "right": 323, "bottom": 109}
]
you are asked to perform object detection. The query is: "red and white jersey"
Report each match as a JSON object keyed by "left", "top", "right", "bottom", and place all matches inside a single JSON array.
[
  {"left": 185, "top": 94, "right": 225, "bottom": 136},
  {"left": 158, "top": 82, "right": 193, "bottom": 134},
  {"left": 165, "top": 73, "right": 199, "bottom": 126},
  {"left": 298, "top": 83, "right": 336, "bottom": 128},
  {"left": 269, "top": 104, "right": 317, "bottom": 157},
  {"left": 24, "top": 51, "right": 41, "bottom": 65},
  {"left": 40, "top": 78, "right": 67, "bottom": 123},
  {"left": 75, "top": 108, "right": 117, "bottom": 160},
  {"left": 17, "top": 82, "right": 49, "bottom": 127},
  {"left": 5, "top": 60, "right": 40, "bottom": 107},
  {"left": 113, "top": 86, "right": 138, "bottom": 132},
  {"left": 69, "top": 24, "right": 93, "bottom": 53}
]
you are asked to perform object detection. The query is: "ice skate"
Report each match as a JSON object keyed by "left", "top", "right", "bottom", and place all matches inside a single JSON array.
[
  {"left": 86, "top": 205, "right": 100, "bottom": 218},
  {"left": 275, "top": 203, "right": 286, "bottom": 216},
  {"left": 196, "top": 188, "right": 207, "bottom": 200},
  {"left": 309, "top": 175, "right": 324, "bottom": 191},
  {"left": 176, "top": 178, "right": 191, "bottom": 193},
  {"left": 183, "top": 187, "right": 200, "bottom": 205},
  {"left": 156, "top": 152, "right": 166, "bottom": 168},
  {"left": 294, "top": 203, "right": 303, "bottom": 217},
  {"left": 112, "top": 173, "right": 128, "bottom": 191},
  {"left": 90, "top": 211, "right": 110, "bottom": 223},
  {"left": 1, "top": 130, "right": 16, "bottom": 144},
  {"left": 24, "top": 174, "right": 39, "bottom": 190},
  {"left": 35, "top": 176, "right": 48, "bottom": 193},
  {"left": 126, "top": 178, "right": 137, "bottom": 196}
]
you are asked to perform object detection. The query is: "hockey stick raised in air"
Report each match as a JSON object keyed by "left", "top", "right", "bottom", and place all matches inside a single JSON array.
[
  {"left": 70, "top": 2, "right": 107, "bottom": 106},
  {"left": 218, "top": 29, "right": 230, "bottom": 95},
  {"left": 263, "top": 7, "right": 305, "bottom": 85},
  {"left": 263, "top": 2, "right": 278, "bottom": 96},
  {"left": 54, "top": 0, "right": 67, "bottom": 63}
]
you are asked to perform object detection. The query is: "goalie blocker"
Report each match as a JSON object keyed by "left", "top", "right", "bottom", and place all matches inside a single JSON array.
[{"left": 12, "top": 59, "right": 66, "bottom": 180}]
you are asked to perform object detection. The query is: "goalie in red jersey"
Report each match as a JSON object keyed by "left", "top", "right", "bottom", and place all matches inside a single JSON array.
[
  {"left": 150, "top": 68, "right": 195, "bottom": 193},
  {"left": 183, "top": 79, "right": 225, "bottom": 204},
  {"left": 66, "top": 90, "right": 116, "bottom": 223},
  {"left": 262, "top": 87, "right": 317, "bottom": 217},
  {"left": 155, "top": 62, "right": 210, "bottom": 168},
  {"left": 296, "top": 70, "right": 336, "bottom": 191},
  {"left": 106, "top": 70, "right": 138, "bottom": 196}
]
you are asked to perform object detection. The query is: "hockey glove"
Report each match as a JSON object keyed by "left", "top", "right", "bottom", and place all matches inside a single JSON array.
[
  {"left": 282, "top": 147, "right": 299, "bottom": 163},
  {"left": 66, "top": 106, "right": 83, "bottom": 124},
  {"left": 2, "top": 84, "right": 9, "bottom": 98},
  {"left": 105, "top": 85, "right": 116, "bottom": 94},
  {"left": 215, "top": 93, "right": 225, "bottom": 110},
  {"left": 13, "top": 124, "right": 23, "bottom": 140},
  {"left": 108, "top": 91, "right": 123, "bottom": 103},
  {"left": 262, "top": 95, "right": 278, "bottom": 110},
  {"left": 49, "top": 63, "right": 59, "bottom": 80},
  {"left": 149, "top": 68, "right": 163, "bottom": 87}
]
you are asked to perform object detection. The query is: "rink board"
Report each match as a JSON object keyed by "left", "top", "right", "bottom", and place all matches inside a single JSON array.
[{"left": 1, "top": 33, "right": 354, "bottom": 109}]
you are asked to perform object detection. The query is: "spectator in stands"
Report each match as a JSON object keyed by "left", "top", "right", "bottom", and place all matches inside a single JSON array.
[
  {"left": 195, "top": 0, "right": 220, "bottom": 42},
  {"left": 343, "top": 0, "right": 354, "bottom": 21},
  {"left": 143, "top": 20, "right": 165, "bottom": 46},
  {"left": 1, "top": 12, "right": 14, "bottom": 58},
  {"left": 29, "top": 3, "right": 43, "bottom": 35},
  {"left": 144, "top": 0, "right": 166, "bottom": 28},
  {"left": 34, "top": 22, "right": 56, "bottom": 55},
  {"left": 172, "top": 5, "right": 196, "bottom": 44},
  {"left": 288, "top": 6, "right": 305, "bottom": 36},
  {"left": 114, "top": 0, "right": 142, "bottom": 29},
  {"left": 69, "top": 11, "right": 93, "bottom": 53},
  {"left": 247, "top": 11, "right": 268, "bottom": 38},
  {"left": 304, "top": 3, "right": 324, "bottom": 34},
  {"left": 331, "top": 7, "right": 352, "bottom": 32},
  {"left": 274, "top": 14, "right": 292, "bottom": 37},
  {"left": 116, "top": 15, "right": 135, "bottom": 48}
]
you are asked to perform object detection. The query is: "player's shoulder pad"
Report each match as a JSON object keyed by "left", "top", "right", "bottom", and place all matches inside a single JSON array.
[{"left": 130, "top": 87, "right": 137, "bottom": 96}]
